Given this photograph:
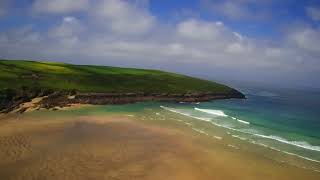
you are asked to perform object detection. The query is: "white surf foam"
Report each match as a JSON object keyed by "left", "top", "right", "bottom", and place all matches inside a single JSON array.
[
  {"left": 251, "top": 134, "right": 320, "bottom": 152},
  {"left": 194, "top": 108, "right": 228, "bottom": 117},
  {"left": 184, "top": 122, "right": 192, "bottom": 126},
  {"left": 231, "top": 128, "right": 320, "bottom": 153},
  {"left": 237, "top": 119, "right": 250, "bottom": 125},
  {"left": 161, "top": 106, "right": 211, "bottom": 122},
  {"left": 213, "top": 136, "right": 222, "bottom": 140},
  {"left": 232, "top": 134, "right": 247, "bottom": 141},
  {"left": 192, "top": 128, "right": 209, "bottom": 136},
  {"left": 194, "top": 108, "right": 250, "bottom": 125},
  {"left": 250, "top": 141, "right": 320, "bottom": 164},
  {"left": 228, "top": 144, "right": 240, "bottom": 149},
  {"left": 161, "top": 105, "right": 320, "bottom": 157}
]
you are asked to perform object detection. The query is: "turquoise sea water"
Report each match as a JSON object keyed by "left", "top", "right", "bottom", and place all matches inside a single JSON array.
[{"left": 160, "top": 87, "right": 320, "bottom": 164}]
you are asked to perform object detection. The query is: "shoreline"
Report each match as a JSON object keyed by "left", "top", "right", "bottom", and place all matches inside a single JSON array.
[
  {"left": 1, "top": 90, "right": 245, "bottom": 114},
  {"left": 0, "top": 109, "right": 319, "bottom": 180}
]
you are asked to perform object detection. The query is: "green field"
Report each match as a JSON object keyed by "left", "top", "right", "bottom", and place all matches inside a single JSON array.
[{"left": 0, "top": 60, "right": 233, "bottom": 93}]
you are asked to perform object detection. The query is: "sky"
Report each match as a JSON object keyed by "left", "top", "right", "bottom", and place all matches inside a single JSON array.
[{"left": 0, "top": 0, "right": 320, "bottom": 88}]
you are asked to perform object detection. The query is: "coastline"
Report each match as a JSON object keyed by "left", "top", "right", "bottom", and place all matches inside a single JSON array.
[
  {"left": 1, "top": 90, "right": 245, "bottom": 114},
  {"left": 0, "top": 108, "right": 319, "bottom": 180}
]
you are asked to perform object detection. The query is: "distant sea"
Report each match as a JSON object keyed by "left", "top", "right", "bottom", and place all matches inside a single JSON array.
[{"left": 161, "top": 86, "right": 320, "bottom": 164}]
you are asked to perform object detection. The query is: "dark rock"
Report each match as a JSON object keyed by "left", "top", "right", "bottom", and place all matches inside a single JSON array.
[{"left": 0, "top": 88, "right": 245, "bottom": 114}]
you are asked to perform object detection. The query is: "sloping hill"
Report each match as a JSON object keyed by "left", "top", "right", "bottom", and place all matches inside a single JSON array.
[
  {"left": 0, "top": 60, "right": 232, "bottom": 93},
  {"left": 0, "top": 60, "right": 244, "bottom": 112}
]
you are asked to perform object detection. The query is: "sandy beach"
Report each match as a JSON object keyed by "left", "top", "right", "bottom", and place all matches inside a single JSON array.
[{"left": 0, "top": 108, "right": 319, "bottom": 180}]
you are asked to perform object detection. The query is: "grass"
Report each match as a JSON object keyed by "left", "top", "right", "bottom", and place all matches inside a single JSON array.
[{"left": 0, "top": 59, "right": 234, "bottom": 94}]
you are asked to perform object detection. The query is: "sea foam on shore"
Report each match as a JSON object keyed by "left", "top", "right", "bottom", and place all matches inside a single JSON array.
[{"left": 160, "top": 105, "right": 320, "bottom": 166}]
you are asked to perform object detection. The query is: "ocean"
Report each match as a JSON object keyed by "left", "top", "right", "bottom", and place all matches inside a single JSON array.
[{"left": 160, "top": 86, "right": 320, "bottom": 165}]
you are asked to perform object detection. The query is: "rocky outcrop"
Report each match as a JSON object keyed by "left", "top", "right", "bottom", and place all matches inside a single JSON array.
[
  {"left": 1, "top": 88, "right": 245, "bottom": 113},
  {"left": 0, "top": 87, "right": 54, "bottom": 113},
  {"left": 39, "top": 89, "right": 245, "bottom": 109}
]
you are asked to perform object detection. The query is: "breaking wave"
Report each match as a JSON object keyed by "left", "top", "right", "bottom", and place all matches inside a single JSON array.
[
  {"left": 194, "top": 108, "right": 228, "bottom": 117},
  {"left": 251, "top": 134, "right": 320, "bottom": 152},
  {"left": 160, "top": 105, "right": 320, "bottom": 163}
]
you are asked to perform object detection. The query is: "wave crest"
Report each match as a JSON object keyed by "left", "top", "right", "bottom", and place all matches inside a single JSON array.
[
  {"left": 194, "top": 108, "right": 228, "bottom": 117},
  {"left": 252, "top": 134, "right": 320, "bottom": 152}
]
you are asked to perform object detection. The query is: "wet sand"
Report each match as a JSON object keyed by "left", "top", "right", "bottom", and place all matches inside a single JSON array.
[{"left": 0, "top": 112, "right": 319, "bottom": 180}]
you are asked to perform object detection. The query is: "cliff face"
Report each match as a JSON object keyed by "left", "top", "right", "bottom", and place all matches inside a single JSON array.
[
  {"left": 39, "top": 90, "right": 245, "bottom": 110},
  {"left": 0, "top": 89, "right": 245, "bottom": 113}
]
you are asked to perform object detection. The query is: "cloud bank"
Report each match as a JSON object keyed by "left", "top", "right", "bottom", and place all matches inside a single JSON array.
[{"left": 0, "top": 0, "right": 320, "bottom": 88}]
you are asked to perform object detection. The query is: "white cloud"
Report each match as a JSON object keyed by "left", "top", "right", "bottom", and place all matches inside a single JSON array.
[
  {"left": 306, "top": 6, "right": 320, "bottom": 21},
  {"left": 94, "top": 0, "right": 155, "bottom": 35},
  {"left": 32, "top": 0, "right": 89, "bottom": 14},
  {"left": 48, "top": 16, "right": 85, "bottom": 47},
  {"left": 215, "top": 21, "right": 224, "bottom": 26},
  {"left": 233, "top": 32, "right": 244, "bottom": 41},
  {"left": 176, "top": 18, "right": 234, "bottom": 41},
  {"left": 287, "top": 27, "right": 320, "bottom": 53},
  {"left": 32, "top": 0, "right": 155, "bottom": 35},
  {"left": 226, "top": 42, "right": 250, "bottom": 54},
  {"left": 49, "top": 16, "right": 83, "bottom": 38},
  {"left": 177, "top": 19, "right": 222, "bottom": 40},
  {"left": 176, "top": 18, "right": 249, "bottom": 57}
]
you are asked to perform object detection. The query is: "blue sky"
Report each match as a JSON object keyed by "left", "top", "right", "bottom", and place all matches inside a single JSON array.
[
  {"left": 1, "top": 0, "right": 320, "bottom": 88},
  {"left": 3, "top": 0, "right": 318, "bottom": 38}
]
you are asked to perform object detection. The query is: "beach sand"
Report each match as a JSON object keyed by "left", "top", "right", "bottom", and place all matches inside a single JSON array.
[{"left": 0, "top": 111, "right": 319, "bottom": 180}]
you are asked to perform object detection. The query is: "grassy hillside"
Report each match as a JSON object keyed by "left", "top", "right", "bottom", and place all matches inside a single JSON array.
[{"left": 0, "top": 60, "right": 233, "bottom": 94}]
